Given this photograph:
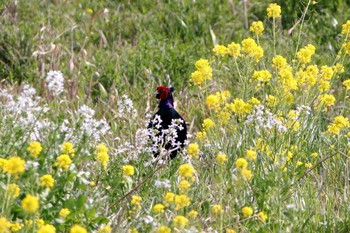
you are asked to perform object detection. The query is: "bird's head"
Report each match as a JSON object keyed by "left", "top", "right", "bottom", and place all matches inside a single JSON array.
[{"left": 156, "top": 86, "right": 174, "bottom": 100}]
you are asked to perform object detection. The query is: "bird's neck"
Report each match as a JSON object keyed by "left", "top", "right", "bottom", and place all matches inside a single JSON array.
[{"left": 159, "top": 97, "right": 174, "bottom": 109}]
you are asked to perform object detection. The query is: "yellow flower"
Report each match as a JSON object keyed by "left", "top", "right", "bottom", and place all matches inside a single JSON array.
[
  {"left": 122, "top": 165, "right": 135, "bottom": 176},
  {"left": 320, "top": 65, "right": 334, "bottom": 80},
  {"left": 195, "top": 59, "right": 213, "bottom": 80},
  {"left": 206, "top": 94, "right": 221, "bottom": 112},
  {"left": 249, "top": 97, "right": 260, "bottom": 105},
  {"left": 96, "top": 143, "right": 109, "bottom": 153},
  {"left": 61, "top": 142, "right": 75, "bottom": 157},
  {"left": 4, "top": 156, "right": 25, "bottom": 175},
  {"left": 253, "top": 70, "right": 272, "bottom": 82},
  {"left": 333, "top": 63, "right": 344, "bottom": 74},
  {"left": 212, "top": 44, "right": 227, "bottom": 57},
  {"left": 40, "top": 174, "right": 55, "bottom": 189},
  {"left": 178, "top": 180, "right": 191, "bottom": 193},
  {"left": 86, "top": 8, "right": 94, "bottom": 14},
  {"left": 70, "top": 225, "right": 87, "bottom": 233},
  {"left": 267, "top": 3, "right": 281, "bottom": 18},
  {"left": 310, "top": 152, "right": 318, "bottom": 158},
  {"left": 272, "top": 55, "right": 287, "bottom": 69},
  {"left": 227, "top": 42, "right": 241, "bottom": 58},
  {"left": 341, "top": 20, "right": 350, "bottom": 35},
  {"left": 305, "top": 162, "right": 313, "bottom": 168},
  {"left": 156, "top": 226, "right": 171, "bottom": 233},
  {"left": 98, "top": 225, "right": 112, "bottom": 233},
  {"left": 266, "top": 95, "right": 278, "bottom": 107},
  {"left": 241, "top": 168, "right": 253, "bottom": 180},
  {"left": 187, "top": 210, "right": 198, "bottom": 219},
  {"left": 21, "top": 194, "right": 39, "bottom": 213},
  {"left": 196, "top": 131, "right": 207, "bottom": 140},
  {"left": 55, "top": 154, "right": 72, "bottom": 170},
  {"left": 297, "top": 44, "right": 316, "bottom": 64},
  {"left": 343, "top": 41, "right": 350, "bottom": 55},
  {"left": 130, "top": 195, "right": 142, "bottom": 209},
  {"left": 152, "top": 203, "right": 165, "bottom": 214},
  {"left": 226, "top": 98, "right": 252, "bottom": 115},
  {"left": 343, "top": 79, "right": 350, "bottom": 89},
  {"left": 242, "top": 206, "right": 254, "bottom": 218},
  {"left": 318, "top": 94, "right": 335, "bottom": 107},
  {"left": 178, "top": 164, "right": 196, "bottom": 179},
  {"left": 241, "top": 38, "right": 264, "bottom": 61},
  {"left": 246, "top": 150, "right": 257, "bottom": 160},
  {"left": 211, "top": 204, "right": 224, "bottom": 215},
  {"left": 96, "top": 144, "right": 109, "bottom": 170},
  {"left": 257, "top": 211, "right": 268, "bottom": 222},
  {"left": 174, "top": 194, "right": 191, "bottom": 210},
  {"left": 173, "top": 215, "right": 188, "bottom": 229},
  {"left": 202, "top": 118, "right": 215, "bottom": 131},
  {"left": 59, "top": 208, "right": 71, "bottom": 218},
  {"left": 249, "top": 21, "right": 264, "bottom": 35},
  {"left": 191, "top": 70, "right": 205, "bottom": 86},
  {"left": 27, "top": 141, "right": 42, "bottom": 158},
  {"left": 0, "top": 217, "right": 11, "bottom": 233},
  {"left": 128, "top": 228, "right": 138, "bottom": 233},
  {"left": 38, "top": 224, "right": 56, "bottom": 233},
  {"left": 235, "top": 158, "right": 248, "bottom": 169},
  {"left": 6, "top": 183, "right": 20, "bottom": 198},
  {"left": 0, "top": 158, "right": 8, "bottom": 171},
  {"left": 187, "top": 143, "right": 200, "bottom": 159},
  {"left": 216, "top": 153, "right": 228, "bottom": 165},
  {"left": 226, "top": 228, "right": 237, "bottom": 233},
  {"left": 10, "top": 222, "right": 23, "bottom": 232},
  {"left": 164, "top": 192, "right": 175, "bottom": 204}
]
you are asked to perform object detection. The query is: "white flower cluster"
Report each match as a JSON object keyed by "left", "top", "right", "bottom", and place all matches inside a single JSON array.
[
  {"left": 0, "top": 85, "right": 51, "bottom": 141},
  {"left": 117, "top": 94, "right": 137, "bottom": 119},
  {"left": 45, "top": 70, "right": 65, "bottom": 96},
  {"left": 245, "top": 105, "right": 287, "bottom": 133}
]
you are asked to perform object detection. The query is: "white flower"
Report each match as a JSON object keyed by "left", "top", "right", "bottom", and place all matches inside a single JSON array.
[{"left": 45, "top": 70, "right": 65, "bottom": 96}]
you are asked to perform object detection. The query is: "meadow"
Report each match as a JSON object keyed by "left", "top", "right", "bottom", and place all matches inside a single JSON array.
[{"left": 1, "top": 0, "right": 350, "bottom": 232}]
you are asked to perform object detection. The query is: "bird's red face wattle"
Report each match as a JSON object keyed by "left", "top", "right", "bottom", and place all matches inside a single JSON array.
[{"left": 156, "top": 86, "right": 170, "bottom": 100}]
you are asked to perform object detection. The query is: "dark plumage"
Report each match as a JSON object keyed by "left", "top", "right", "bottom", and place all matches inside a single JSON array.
[{"left": 148, "top": 86, "right": 187, "bottom": 159}]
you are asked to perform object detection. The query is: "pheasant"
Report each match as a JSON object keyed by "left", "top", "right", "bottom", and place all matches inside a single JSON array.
[{"left": 148, "top": 86, "right": 187, "bottom": 159}]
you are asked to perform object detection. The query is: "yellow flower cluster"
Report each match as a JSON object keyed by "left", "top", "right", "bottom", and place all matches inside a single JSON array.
[
  {"left": 327, "top": 115, "right": 350, "bottom": 135},
  {"left": 3, "top": 156, "right": 25, "bottom": 175},
  {"left": 296, "top": 65, "right": 318, "bottom": 88},
  {"left": 99, "top": 225, "right": 112, "bottom": 233},
  {"left": 187, "top": 143, "right": 200, "bottom": 159},
  {"left": 216, "top": 153, "right": 228, "bottom": 165},
  {"left": 178, "top": 180, "right": 191, "bottom": 193},
  {"left": 211, "top": 204, "right": 224, "bottom": 215},
  {"left": 235, "top": 158, "right": 253, "bottom": 180},
  {"left": 341, "top": 20, "right": 350, "bottom": 35},
  {"left": 21, "top": 194, "right": 39, "bottom": 213},
  {"left": 174, "top": 194, "right": 191, "bottom": 210},
  {"left": 241, "top": 37, "right": 264, "bottom": 61},
  {"left": 267, "top": 3, "right": 281, "bottom": 18},
  {"left": 61, "top": 142, "right": 75, "bottom": 157},
  {"left": 70, "top": 224, "right": 87, "bottom": 233},
  {"left": 130, "top": 195, "right": 142, "bottom": 210},
  {"left": 253, "top": 70, "right": 272, "bottom": 82},
  {"left": 27, "top": 141, "right": 43, "bottom": 158},
  {"left": 6, "top": 183, "right": 20, "bottom": 198},
  {"left": 59, "top": 208, "right": 71, "bottom": 218},
  {"left": 241, "top": 206, "right": 254, "bottom": 218},
  {"left": 55, "top": 154, "right": 72, "bottom": 170},
  {"left": 96, "top": 144, "right": 109, "bottom": 170},
  {"left": 173, "top": 215, "right": 189, "bottom": 229},
  {"left": 246, "top": 150, "right": 257, "bottom": 160},
  {"left": 212, "top": 44, "right": 228, "bottom": 57},
  {"left": 38, "top": 224, "right": 56, "bottom": 233},
  {"left": 227, "top": 42, "right": 241, "bottom": 58},
  {"left": 249, "top": 21, "right": 264, "bottom": 35},
  {"left": 178, "top": 163, "right": 196, "bottom": 180},
  {"left": 296, "top": 44, "right": 316, "bottom": 64},
  {"left": 152, "top": 203, "right": 165, "bottom": 214},
  {"left": 226, "top": 98, "right": 252, "bottom": 115},
  {"left": 40, "top": 174, "right": 55, "bottom": 189},
  {"left": 343, "top": 79, "right": 350, "bottom": 89},
  {"left": 272, "top": 55, "right": 287, "bottom": 69},
  {"left": 122, "top": 165, "right": 135, "bottom": 176},
  {"left": 190, "top": 58, "right": 213, "bottom": 86},
  {"left": 318, "top": 94, "right": 336, "bottom": 107},
  {"left": 202, "top": 118, "right": 215, "bottom": 131},
  {"left": 156, "top": 226, "right": 171, "bottom": 233}
]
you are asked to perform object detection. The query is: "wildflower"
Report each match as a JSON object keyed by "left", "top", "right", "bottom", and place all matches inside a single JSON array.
[
  {"left": 241, "top": 38, "right": 264, "bottom": 61},
  {"left": 305, "top": 162, "right": 313, "bottom": 168},
  {"left": 235, "top": 158, "right": 248, "bottom": 169},
  {"left": 98, "top": 225, "right": 112, "bottom": 233},
  {"left": 241, "top": 169, "right": 253, "bottom": 180},
  {"left": 206, "top": 94, "right": 221, "bottom": 112},
  {"left": 227, "top": 42, "right": 241, "bottom": 58},
  {"left": 0, "top": 158, "right": 8, "bottom": 171},
  {"left": 257, "top": 211, "right": 268, "bottom": 222},
  {"left": 226, "top": 229, "right": 237, "bottom": 233},
  {"left": 318, "top": 94, "right": 336, "bottom": 107},
  {"left": 191, "top": 71, "right": 205, "bottom": 86},
  {"left": 266, "top": 95, "right": 278, "bottom": 107},
  {"left": 174, "top": 194, "right": 191, "bottom": 210},
  {"left": 334, "top": 115, "right": 350, "bottom": 128},
  {"left": 217, "top": 110, "right": 231, "bottom": 124},
  {"left": 211, "top": 204, "right": 224, "bottom": 215},
  {"left": 10, "top": 222, "right": 23, "bottom": 232},
  {"left": 311, "top": 152, "right": 318, "bottom": 158},
  {"left": 131, "top": 195, "right": 142, "bottom": 209},
  {"left": 61, "top": 142, "right": 75, "bottom": 157},
  {"left": 212, "top": 45, "right": 227, "bottom": 57},
  {"left": 320, "top": 65, "right": 334, "bottom": 80},
  {"left": 0, "top": 217, "right": 11, "bottom": 233},
  {"left": 272, "top": 55, "right": 287, "bottom": 69},
  {"left": 156, "top": 226, "right": 171, "bottom": 233},
  {"left": 249, "top": 97, "right": 260, "bottom": 105},
  {"left": 296, "top": 44, "right": 316, "bottom": 64},
  {"left": 122, "top": 165, "right": 135, "bottom": 176},
  {"left": 178, "top": 164, "right": 196, "bottom": 179},
  {"left": 196, "top": 131, "right": 207, "bottom": 140},
  {"left": 70, "top": 225, "right": 87, "bottom": 233},
  {"left": 333, "top": 63, "right": 345, "bottom": 74},
  {"left": 38, "top": 224, "right": 56, "bottom": 233},
  {"left": 267, "top": 3, "right": 281, "bottom": 18},
  {"left": 27, "top": 141, "right": 43, "bottom": 158},
  {"left": 343, "top": 79, "right": 350, "bottom": 89},
  {"left": 4, "top": 156, "right": 25, "bottom": 175},
  {"left": 164, "top": 192, "right": 176, "bottom": 204},
  {"left": 246, "top": 150, "right": 257, "bottom": 160},
  {"left": 253, "top": 70, "right": 272, "bottom": 82},
  {"left": 55, "top": 154, "right": 72, "bottom": 170},
  {"left": 187, "top": 210, "right": 198, "bottom": 219},
  {"left": 202, "top": 118, "right": 215, "bottom": 131},
  {"left": 6, "top": 183, "right": 20, "bottom": 198},
  {"left": 152, "top": 204, "right": 165, "bottom": 214},
  {"left": 187, "top": 143, "right": 200, "bottom": 159},
  {"left": 21, "top": 194, "right": 39, "bottom": 213},
  {"left": 242, "top": 206, "right": 254, "bottom": 218},
  {"left": 59, "top": 208, "right": 71, "bottom": 218},
  {"left": 86, "top": 8, "right": 94, "bottom": 14},
  {"left": 40, "top": 174, "right": 55, "bottom": 189},
  {"left": 249, "top": 21, "right": 264, "bottom": 35},
  {"left": 226, "top": 98, "right": 252, "bottom": 115},
  {"left": 96, "top": 143, "right": 109, "bottom": 153},
  {"left": 173, "top": 215, "right": 188, "bottom": 229},
  {"left": 297, "top": 161, "right": 303, "bottom": 166},
  {"left": 192, "top": 59, "right": 213, "bottom": 85},
  {"left": 216, "top": 153, "right": 228, "bottom": 165},
  {"left": 341, "top": 20, "right": 350, "bottom": 35},
  {"left": 46, "top": 70, "right": 64, "bottom": 96},
  {"left": 178, "top": 180, "right": 191, "bottom": 193},
  {"left": 128, "top": 228, "right": 138, "bottom": 233}
]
